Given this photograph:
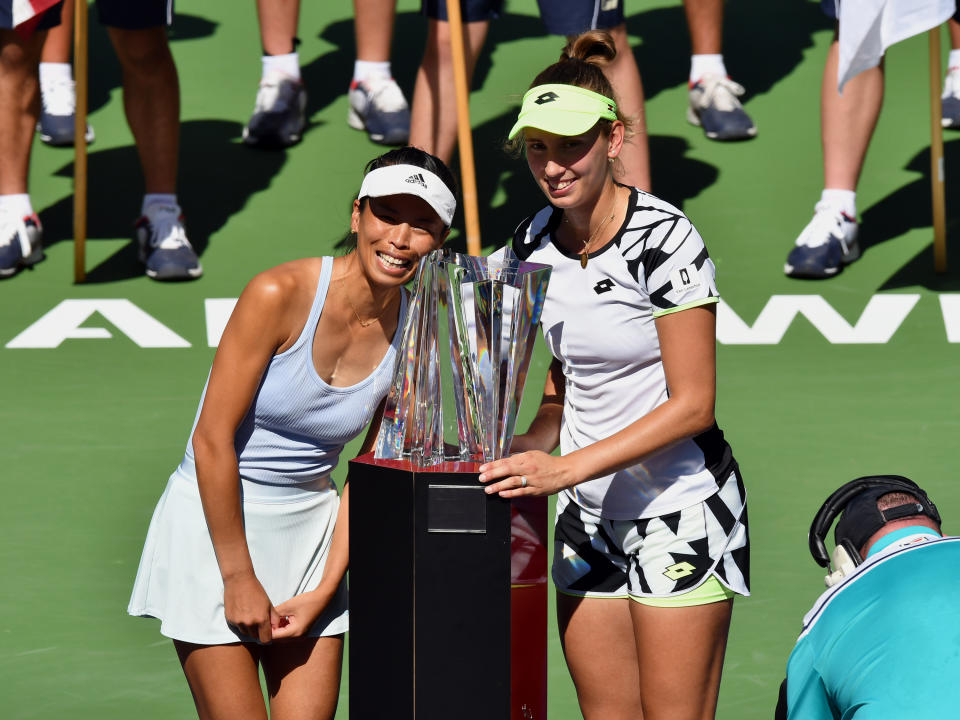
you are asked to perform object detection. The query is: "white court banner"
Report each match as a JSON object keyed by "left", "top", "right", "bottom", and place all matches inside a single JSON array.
[{"left": 837, "top": 0, "right": 955, "bottom": 93}]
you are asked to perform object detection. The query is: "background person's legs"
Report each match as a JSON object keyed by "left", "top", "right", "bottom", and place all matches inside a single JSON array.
[
  {"left": 409, "top": 17, "right": 489, "bottom": 163},
  {"left": 108, "top": 24, "right": 202, "bottom": 279},
  {"left": 348, "top": 0, "right": 410, "bottom": 145},
  {"left": 0, "top": 28, "right": 47, "bottom": 276},
  {"left": 683, "top": 0, "right": 756, "bottom": 140},
  {"left": 605, "top": 23, "right": 650, "bottom": 191},
  {"left": 784, "top": 36, "right": 882, "bottom": 279}
]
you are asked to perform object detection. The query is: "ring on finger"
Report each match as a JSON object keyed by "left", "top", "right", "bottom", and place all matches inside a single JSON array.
[{"left": 520, "top": 475, "right": 528, "bottom": 488}]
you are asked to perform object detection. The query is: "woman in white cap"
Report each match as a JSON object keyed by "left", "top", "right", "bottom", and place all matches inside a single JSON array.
[
  {"left": 479, "top": 33, "right": 748, "bottom": 720},
  {"left": 128, "top": 147, "right": 456, "bottom": 719}
]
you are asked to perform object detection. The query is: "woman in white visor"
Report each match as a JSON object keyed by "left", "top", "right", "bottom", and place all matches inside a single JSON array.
[{"left": 128, "top": 147, "right": 456, "bottom": 719}]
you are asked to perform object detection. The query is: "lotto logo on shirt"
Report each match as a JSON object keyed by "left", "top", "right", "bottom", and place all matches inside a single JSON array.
[{"left": 669, "top": 264, "right": 702, "bottom": 296}]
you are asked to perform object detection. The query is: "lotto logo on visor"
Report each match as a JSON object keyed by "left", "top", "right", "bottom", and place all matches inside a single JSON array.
[
  {"left": 509, "top": 83, "right": 618, "bottom": 139},
  {"left": 358, "top": 164, "right": 456, "bottom": 226}
]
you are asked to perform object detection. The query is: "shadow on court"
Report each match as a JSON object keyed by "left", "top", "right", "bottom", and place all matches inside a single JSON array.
[{"left": 866, "top": 138, "right": 960, "bottom": 291}]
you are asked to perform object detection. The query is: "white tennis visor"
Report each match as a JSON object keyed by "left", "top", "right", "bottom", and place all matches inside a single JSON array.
[{"left": 357, "top": 164, "right": 457, "bottom": 227}]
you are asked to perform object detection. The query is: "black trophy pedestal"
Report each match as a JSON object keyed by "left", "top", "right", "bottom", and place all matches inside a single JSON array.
[{"left": 348, "top": 452, "right": 548, "bottom": 720}]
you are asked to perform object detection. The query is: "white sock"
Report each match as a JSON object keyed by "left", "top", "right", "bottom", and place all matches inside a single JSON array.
[
  {"left": 142, "top": 194, "right": 179, "bottom": 215},
  {"left": 353, "top": 60, "right": 392, "bottom": 84},
  {"left": 690, "top": 54, "right": 727, "bottom": 84},
  {"left": 820, "top": 189, "right": 856, "bottom": 219},
  {"left": 949, "top": 49, "right": 960, "bottom": 70},
  {"left": 39, "top": 62, "right": 73, "bottom": 88},
  {"left": 262, "top": 52, "right": 301, "bottom": 81},
  {"left": 0, "top": 194, "right": 33, "bottom": 219}
]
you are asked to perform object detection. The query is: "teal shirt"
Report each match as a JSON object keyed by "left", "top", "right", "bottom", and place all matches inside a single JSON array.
[{"left": 785, "top": 533, "right": 960, "bottom": 719}]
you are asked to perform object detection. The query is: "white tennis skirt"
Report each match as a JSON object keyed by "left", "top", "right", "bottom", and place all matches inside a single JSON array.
[{"left": 127, "top": 469, "right": 348, "bottom": 645}]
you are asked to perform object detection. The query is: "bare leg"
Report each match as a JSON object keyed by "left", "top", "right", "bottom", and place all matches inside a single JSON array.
[
  {"left": 409, "top": 18, "right": 489, "bottom": 164},
  {"left": 107, "top": 27, "right": 179, "bottom": 195},
  {"left": 682, "top": 0, "right": 723, "bottom": 55},
  {"left": 41, "top": 0, "right": 72, "bottom": 63},
  {"left": 632, "top": 600, "right": 733, "bottom": 720},
  {"left": 256, "top": 0, "right": 300, "bottom": 55},
  {"left": 606, "top": 24, "right": 650, "bottom": 192},
  {"left": 0, "top": 29, "right": 46, "bottom": 195},
  {"left": 557, "top": 594, "right": 644, "bottom": 719},
  {"left": 262, "top": 635, "right": 344, "bottom": 720},
  {"left": 353, "top": 0, "right": 396, "bottom": 62},
  {"left": 821, "top": 38, "right": 884, "bottom": 191},
  {"left": 175, "top": 641, "right": 268, "bottom": 720},
  {"left": 950, "top": 18, "right": 960, "bottom": 50}
]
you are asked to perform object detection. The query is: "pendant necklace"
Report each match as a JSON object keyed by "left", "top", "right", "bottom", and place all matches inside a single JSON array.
[
  {"left": 337, "top": 277, "right": 390, "bottom": 328},
  {"left": 578, "top": 188, "right": 619, "bottom": 269}
]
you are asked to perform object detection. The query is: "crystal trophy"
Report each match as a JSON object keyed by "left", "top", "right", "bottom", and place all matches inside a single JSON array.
[{"left": 374, "top": 247, "right": 552, "bottom": 467}]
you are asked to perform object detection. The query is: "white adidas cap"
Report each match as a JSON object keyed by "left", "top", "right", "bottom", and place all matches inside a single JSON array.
[{"left": 358, "top": 164, "right": 457, "bottom": 227}]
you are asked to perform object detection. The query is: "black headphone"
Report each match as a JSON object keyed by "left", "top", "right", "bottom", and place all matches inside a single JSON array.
[{"left": 808, "top": 475, "right": 940, "bottom": 586}]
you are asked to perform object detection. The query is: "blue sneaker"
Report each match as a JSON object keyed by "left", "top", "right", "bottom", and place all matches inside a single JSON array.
[
  {"left": 347, "top": 76, "right": 410, "bottom": 145},
  {"left": 784, "top": 202, "right": 860, "bottom": 279},
  {"left": 0, "top": 211, "right": 44, "bottom": 278},
  {"left": 36, "top": 76, "right": 95, "bottom": 147},
  {"left": 687, "top": 74, "right": 757, "bottom": 141},
  {"left": 942, "top": 66, "right": 960, "bottom": 128},
  {"left": 135, "top": 203, "right": 203, "bottom": 281},
  {"left": 243, "top": 72, "right": 307, "bottom": 148}
]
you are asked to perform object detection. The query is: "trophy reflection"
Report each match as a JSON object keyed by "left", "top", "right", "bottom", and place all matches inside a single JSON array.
[{"left": 374, "top": 247, "right": 551, "bottom": 466}]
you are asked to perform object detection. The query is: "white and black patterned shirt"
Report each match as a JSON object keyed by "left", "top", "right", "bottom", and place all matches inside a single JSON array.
[{"left": 506, "top": 186, "right": 736, "bottom": 520}]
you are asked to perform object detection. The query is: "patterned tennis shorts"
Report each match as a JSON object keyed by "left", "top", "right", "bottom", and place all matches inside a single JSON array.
[{"left": 553, "top": 469, "right": 750, "bottom": 600}]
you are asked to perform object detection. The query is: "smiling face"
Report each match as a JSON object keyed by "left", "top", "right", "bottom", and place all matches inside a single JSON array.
[
  {"left": 523, "top": 121, "right": 624, "bottom": 212},
  {"left": 351, "top": 193, "right": 449, "bottom": 286}
]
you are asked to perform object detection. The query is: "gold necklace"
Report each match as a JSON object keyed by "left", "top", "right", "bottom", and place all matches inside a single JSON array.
[
  {"left": 337, "top": 277, "right": 390, "bottom": 328},
  {"left": 578, "top": 188, "right": 619, "bottom": 269}
]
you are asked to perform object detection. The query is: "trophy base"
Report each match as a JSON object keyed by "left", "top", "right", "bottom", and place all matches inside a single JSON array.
[{"left": 348, "top": 453, "right": 548, "bottom": 720}]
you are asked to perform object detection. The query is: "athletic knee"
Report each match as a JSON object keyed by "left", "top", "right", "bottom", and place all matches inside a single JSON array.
[{"left": 109, "top": 28, "right": 174, "bottom": 76}]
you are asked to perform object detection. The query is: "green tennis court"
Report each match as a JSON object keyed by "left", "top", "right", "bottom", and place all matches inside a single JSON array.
[{"left": 2, "top": 0, "right": 958, "bottom": 717}]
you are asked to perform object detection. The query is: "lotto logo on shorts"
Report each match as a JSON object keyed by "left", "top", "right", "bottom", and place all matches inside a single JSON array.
[
  {"left": 669, "top": 264, "right": 702, "bottom": 295},
  {"left": 663, "top": 561, "right": 696, "bottom": 580},
  {"left": 535, "top": 91, "right": 559, "bottom": 105}
]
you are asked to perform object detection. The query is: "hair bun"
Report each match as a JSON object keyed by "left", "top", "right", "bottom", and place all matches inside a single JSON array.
[{"left": 560, "top": 30, "right": 617, "bottom": 67}]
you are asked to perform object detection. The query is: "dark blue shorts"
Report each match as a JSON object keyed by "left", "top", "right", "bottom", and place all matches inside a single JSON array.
[
  {"left": 537, "top": 0, "right": 624, "bottom": 36},
  {"left": 97, "top": 0, "right": 174, "bottom": 29},
  {"left": 4, "top": 0, "right": 174, "bottom": 30},
  {"left": 422, "top": 0, "right": 503, "bottom": 23}
]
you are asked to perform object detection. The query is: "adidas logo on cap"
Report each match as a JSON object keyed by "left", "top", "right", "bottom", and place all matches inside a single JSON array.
[{"left": 406, "top": 173, "right": 427, "bottom": 188}]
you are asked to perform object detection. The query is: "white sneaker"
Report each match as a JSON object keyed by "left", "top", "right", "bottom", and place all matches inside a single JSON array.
[
  {"left": 347, "top": 76, "right": 410, "bottom": 145},
  {"left": 784, "top": 202, "right": 860, "bottom": 279},
  {"left": 0, "top": 209, "right": 44, "bottom": 278},
  {"left": 942, "top": 66, "right": 960, "bottom": 128},
  {"left": 135, "top": 203, "right": 203, "bottom": 281},
  {"left": 687, "top": 74, "right": 757, "bottom": 141},
  {"left": 242, "top": 71, "right": 307, "bottom": 148},
  {"left": 37, "top": 75, "right": 95, "bottom": 146}
]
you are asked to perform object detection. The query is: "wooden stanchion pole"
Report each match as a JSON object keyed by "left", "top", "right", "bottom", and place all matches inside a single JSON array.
[
  {"left": 929, "top": 26, "right": 947, "bottom": 273},
  {"left": 446, "top": 0, "right": 482, "bottom": 256},
  {"left": 73, "top": 0, "right": 88, "bottom": 283}
]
